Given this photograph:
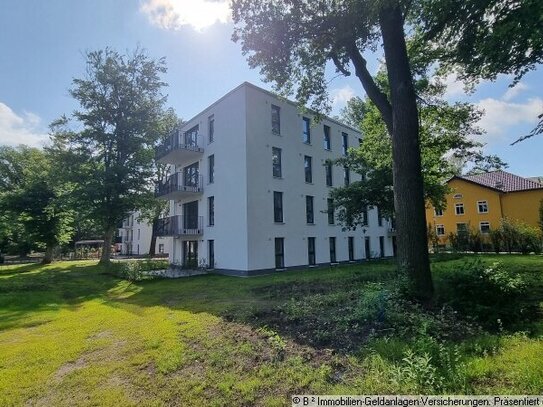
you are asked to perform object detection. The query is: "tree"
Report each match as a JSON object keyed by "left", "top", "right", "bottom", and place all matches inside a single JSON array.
[
  {"left": 415, "top": 0, "right": 543, "bottom": 142},
  {"left": 331, "top": 69, "right": 506, "bottom": 226},
  {"left": 0, "top": 146, "right": 74, "bottom": 263},
  {"left": 232, "top": 0, "right": 435, "bottom": 300},
  {"left": 50, "top": 48, "right": 168, "bottom": 265}
]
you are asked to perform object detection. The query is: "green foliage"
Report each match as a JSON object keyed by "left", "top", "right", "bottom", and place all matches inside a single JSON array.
[
  {"left": 437, "top": 259, "right": 529, "bottom": 329},
  {"left": 108, "top": 259, "right": 169, "bottom": 282},
  {"left": 493, "top": 218, "right": 542, "bottom": 254},
  {"left": 0, "top": 146, "right": 74, "bottom": 260},
  {"left": 49, "top": 48, "right": 169, "bottom": 262},
  {"left": 539, "top": 199, "right": 543, "bottom": 233},
  {"left": 332, "top": 71, "right": 506, "bottom": 223}
]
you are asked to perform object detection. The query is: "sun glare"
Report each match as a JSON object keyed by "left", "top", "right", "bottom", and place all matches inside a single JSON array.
[{"left": 141, "top": 0, "right": 231, "bottom": 31}]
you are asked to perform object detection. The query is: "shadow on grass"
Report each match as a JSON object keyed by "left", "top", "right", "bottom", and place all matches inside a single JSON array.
[{"left": 0, "top": 262, "right": 121, "bottom": 331}]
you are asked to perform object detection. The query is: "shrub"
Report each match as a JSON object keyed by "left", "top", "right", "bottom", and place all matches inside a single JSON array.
[
  {"left": 108, "top": 259, "right": 168, "bottom": 282},
  {"left": 437, "top": 259, "right": 530, "bottom": 329}
]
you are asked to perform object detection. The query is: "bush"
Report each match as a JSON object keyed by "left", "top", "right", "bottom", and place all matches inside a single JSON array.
[
  {"left": 108, "top": 259, "right": 168, "bottom": 282},
  {"left": 494, "top": 218, "right": 542, "bottom": 254},
  {"left": 437, "top": 259, "right": 530, "bottom": 329}
]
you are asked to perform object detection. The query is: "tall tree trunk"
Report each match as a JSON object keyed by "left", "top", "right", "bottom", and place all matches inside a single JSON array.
[
  {"left": 148, "top": 218, "right": 158, "bottom": 257},
  {"left": 99, "top": 227, "right": 114, "bottom": 265},
  {"left": 42, "top": 243, "right": 55, "bottom": 265},
  {"left": 379, "top": 4, "right": 434, "bottom": 302}
]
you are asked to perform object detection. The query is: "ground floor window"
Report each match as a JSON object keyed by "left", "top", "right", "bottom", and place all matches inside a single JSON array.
[
  {"left": 436, "top": 224, "right": 445, "bottom": 236},
  {"left": 480, "top": 222, "right": 491, "bottom": 234},
  {"left": 158, "top": 244, "right": 164, "bottom": 254},
  {"left": 208, "top": 240, "right": 214, "bottom": 268},
  {"left": 348, "top": 237, "right": 354, "bottom": 261},
  {"left": 274, "top": 238, "right": 284, "bottom": 269},
  {"left": 379, "top": 236, "right": 385, "bottom": 258}
]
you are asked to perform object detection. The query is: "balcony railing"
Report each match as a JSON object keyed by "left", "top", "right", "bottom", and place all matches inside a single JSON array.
[
  {"left": 155, "top": 173, "right": 203, "bottom": 199},
  {"left": 156, "top": 129, "right": 204, "bottom": 163},
  {"left": 154, "top": 215, "right": 204, "bottom": 237}
]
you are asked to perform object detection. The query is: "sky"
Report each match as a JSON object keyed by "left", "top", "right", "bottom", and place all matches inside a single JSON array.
[{"left": 0, "top": 0, "right": 542, "bottom": 177}]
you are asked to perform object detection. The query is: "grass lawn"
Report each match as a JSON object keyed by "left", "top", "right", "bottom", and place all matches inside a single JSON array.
[{"left": 0, "top": 255, "right": 542, "bottom": 406}]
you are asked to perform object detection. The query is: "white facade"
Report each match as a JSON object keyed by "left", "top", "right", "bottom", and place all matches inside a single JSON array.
[
  {"left": 156, "top": 82, "right": 395, "bottom": 275},
  {"left": 118, "top": 211, "right": 171, "bottom": 256}
]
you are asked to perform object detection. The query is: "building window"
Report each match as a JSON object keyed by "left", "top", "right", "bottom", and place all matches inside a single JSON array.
[
  {"left": 455, "top": 203, "right": 465, "bottom": 215},
  {"left": 304, "top": 155, "right": 313, "bottom": 183},
  {"left": 208, "top": 155, "right": 215, "bottom": 184},
  {"left": 185, "top": 124, "right": 199, "bottom": 147},
  {"left": 272, "top": 147, "right": 282, "bottom": 178},
  {"left": 436, "top": 224, "right": 445, "bottom": 236},
  {"left": 379, "top": 236, "right": 385, "bottom": 258},
  {"left": 477, "top": 200, "right": 488, "bottom": 213},
  {"left": 271, "top": 104, "right": 281, "bottom": 135},
  {"left": 275, "top": 238, "right": 284, "bottom": 268},
  {"left": 342, "top": 132, "right": 348, "bottom": 155},
  {"left": 343, "top": 166, "right": 350, "bottom": 186},
  {"left": 364, "top": 236, "right": 371, "bottom": 259},
  {"left": 456, "top": 223, "right": 468, "bottom": 235},
  {"left": 362, "top": 207, "right": 369, "bottom": 226},
  {"left": 308, "top": 237, "right": 316, "bottom": 265},
  {"left": 348, "top": 237, "right": 354, "bottom": 261},
  {"left": 327, "top": 198, "right": 335, "bottom": 225},
  {"left": 434, "top": 208, "right": 443, "bottom": 217},
  {"left": 273, "top": 191, "right": 283, "bottom": 223},
  {"left": 183, "top": 162, "right": 200, "bottom": 188},
  {"left": 453, "top": 193, "right": 463, "bottom": 199},
  {"left": 377, "top": 207, "right": 383, "bottom": 227},
  {"left": 306, "top": 195, "right": 314, "bottom": 224},
  {"left": 158, "top": 244, "right": 164, "bottom": 254},
  {"left": 302, "top": 117, "right": 311, "bottom": 144},
  {"left": 325, "top": 162, "right": 333, "bottom": 186},
  {"left": 137, "top": 229, "right": 140, "bottom": 239},
  {"left": 208, "top": 240, "right": 214, "bottom": 268},
  {"left": 480, "top": 222, "right": 491, "bottom": 234},
  {"left": 323, "top": 125, "right": 331, "bottom": 150},
  {"left": 329, "top": 237, "right": 337, "bottom": 263},
  {"left": 208, "top": 115, "right": 214, "bottom": 144},
  {"left": 208, "top": 196, "right": 215, "bottom": 226}
]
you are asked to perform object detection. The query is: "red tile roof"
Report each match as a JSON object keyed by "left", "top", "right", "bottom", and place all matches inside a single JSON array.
[{"left": 456, "top": 170, "right": 543, "bottom": 193}]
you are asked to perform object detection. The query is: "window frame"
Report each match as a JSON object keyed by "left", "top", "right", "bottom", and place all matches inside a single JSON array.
[
  {"left": 455, "top": 203, "right": 465, "bottom": 215},
  {"left": 273, "top": 191, "right": 284, "bottom": 223},
  {"left": 306, "top": 195, "right": 314, "bottom": 224},
  {"left": 307, "top": 237, "right": 316, "bottom": 265},
  {"left": 477, "top": 200, "right": 489, "bottom": 214},
  {"left": 272, "top": 147, "right": 282, "bottom": 178},
  {"left": 208, "top": 196, "right": 215, "bottom": 226},
  {"left": 325, "top": 162, "right": 333, "bottom": 187},
  {"left": 323, "top": 125, "right": 331, "bottom": 150},
  {"left": 208, "top": 115, "right": 214, "bottom": 144},
  {"left": 271, "top": 104, "right": 281, "bottom": 135},
  {"left": 329, "top": 237, "right": 337, "bottom": 263},
  {"left": 436, "top": 224, "right": 445, "bottom": 236},
  {"left": 302, "top": 117, "right": 311, "bottom": 144},
  {"left": 342, "top": 132, "right": 348, "bottom": 155},
  {"left": 274, "top": 237, "right": 285, "bottom": 268},
  {"left": 479, "top": 221, "right": 491, "bottom": 234},
  {"left": 434, "top": 208, "right": 443, "bottom": 217},
  {"left": 208, "top": 154, "right": 215, "bottom": 184},
  {"left": 304, "top": 155, "right": 313, "bottom": 183},
  {"left": 327, "top": 198, "right": 335, "bottom": 225}
]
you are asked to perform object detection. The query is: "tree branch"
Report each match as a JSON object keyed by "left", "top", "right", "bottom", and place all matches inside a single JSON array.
[{"left": 346, "top": 41, "right": 393, "bottom": 134}]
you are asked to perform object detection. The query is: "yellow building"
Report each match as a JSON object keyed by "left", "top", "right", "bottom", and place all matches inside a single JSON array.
[{"left": 426, "top": 170, "right": 543, "bottom": 245}]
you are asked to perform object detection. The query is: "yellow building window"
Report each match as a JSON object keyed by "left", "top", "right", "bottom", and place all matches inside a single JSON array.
[
  {"left": 477, "top": 200, "right": 488, "bottom": 213},
  {"left": 480, "top": 222, "right": 491, "bottom": 234},
  {"left": 455, "top": 203, "right": 465, "bottom": 215}
]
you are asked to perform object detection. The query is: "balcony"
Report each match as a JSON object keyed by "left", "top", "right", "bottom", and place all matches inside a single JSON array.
[
  {"left": 156, "top": 129, "right": 204, "bottom": 164},
  {"left": 155, "top": 173, "right": 203, "bottom": 200},
  {"left": 154, "top": 215, "right": 204, "bottom": 237}
]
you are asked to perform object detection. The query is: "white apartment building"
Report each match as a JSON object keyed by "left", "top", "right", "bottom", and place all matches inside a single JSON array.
[
  {"left": 118, "top": 211, "right": 171, "bottom": 256},
  {"left": 155, "top": 82, "right": 396, "bottom": 275}
]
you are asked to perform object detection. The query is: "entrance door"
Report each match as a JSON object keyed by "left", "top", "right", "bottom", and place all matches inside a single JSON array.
[{"left": 183, "top": 240, "right": 198, "bottom": 268}]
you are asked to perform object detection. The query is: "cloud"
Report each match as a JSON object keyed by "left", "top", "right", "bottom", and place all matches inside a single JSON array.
[
  {"left": 476, "top": 97, "right": 543, "bottom": 144},
  {"left": 502, "top": 82, "right": 529, "bottom": 102},
  {"left": 442, "top": 73, "right": 467, "bottom": 99},
  {"left": 140, "top": 0, "right": 231, "bottom": 31},
  {"left": 0, "top": 102, "right": 48, "bottom": 147},
  {"left": 330, "top": 85, "right": 356, "bottom": 110}
]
